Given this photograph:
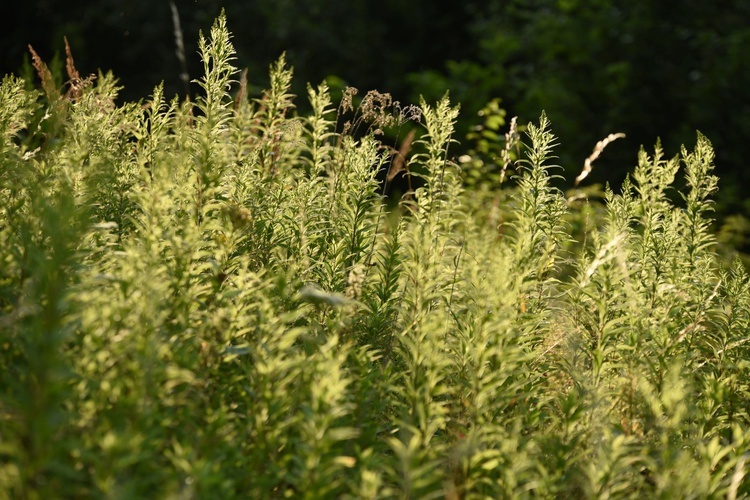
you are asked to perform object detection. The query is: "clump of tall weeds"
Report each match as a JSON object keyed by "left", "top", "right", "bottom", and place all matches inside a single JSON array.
[{"left": 1, "top": 12, "right": 749, "bottom": 498}]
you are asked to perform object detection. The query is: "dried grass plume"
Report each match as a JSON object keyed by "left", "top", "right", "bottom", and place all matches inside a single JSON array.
[{"left": 575, "top": 132, "right": 626, "bottom": 185}]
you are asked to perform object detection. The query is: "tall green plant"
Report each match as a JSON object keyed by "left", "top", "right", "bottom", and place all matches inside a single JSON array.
[{"left": 2, "top": 12, "right": 750, "bottom": 499}]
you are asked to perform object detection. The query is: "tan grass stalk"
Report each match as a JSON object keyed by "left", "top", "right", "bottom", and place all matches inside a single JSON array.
[
  {"left": 63, "top": 37, "right": 91, "bottom": 101},
  {"left": 387, "top": 128, "right": 415, "bottom": 183},
  {"left": 498, "top": 115, "right": 518, "bottom": 185},
  {"left": 235, "top": 68, "right": 248, "bottom": 110},
  {"left": 575, "top": 132, "right": 626, "bottom": 185},
  {"left": 28, "top": 45, "right": 61, "bottom": 102},
  {"left": 170, "top": 0, "right": 190, "bottom": 97},
  {"left": 64, "top": 37, "right": 80, "bottom": 82}
]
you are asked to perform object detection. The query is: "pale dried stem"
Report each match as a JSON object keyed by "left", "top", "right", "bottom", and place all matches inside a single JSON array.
[{"left": 575, "top": 132, "right": 626, "bottom": 185}]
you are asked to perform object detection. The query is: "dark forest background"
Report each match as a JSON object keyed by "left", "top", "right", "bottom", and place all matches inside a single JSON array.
[{"left": 4, "top": 0, "right": 750, "bottom": 220}]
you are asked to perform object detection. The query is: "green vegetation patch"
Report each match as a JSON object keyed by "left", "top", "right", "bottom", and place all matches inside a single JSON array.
[{"left": 1, "top": 13, "right": 749, "bottom": 498}]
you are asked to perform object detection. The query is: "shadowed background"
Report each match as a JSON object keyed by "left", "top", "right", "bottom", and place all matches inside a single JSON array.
[{"left": 4, "top": 0, "right": 750, "bottom": 215}]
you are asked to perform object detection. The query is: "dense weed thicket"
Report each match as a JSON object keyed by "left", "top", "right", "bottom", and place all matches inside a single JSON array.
[{"left": 2, "top": 14, "right": 749, "bottom": 498}]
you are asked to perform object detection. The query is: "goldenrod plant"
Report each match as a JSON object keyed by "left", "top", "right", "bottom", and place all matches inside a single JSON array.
[{"left": 1, "top": 12, "right": 748, "bottom": 498}]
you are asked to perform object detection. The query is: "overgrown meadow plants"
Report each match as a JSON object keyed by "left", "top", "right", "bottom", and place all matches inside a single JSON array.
[{"left": 1, "top": 13, "right": 749, "bottom": 498}]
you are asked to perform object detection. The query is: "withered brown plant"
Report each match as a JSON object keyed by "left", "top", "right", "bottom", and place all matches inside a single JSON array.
[
  {"left": 28, "top": 45, "right": 61, "bottom": 103},
  {"left": 575, "top": 132, "right": 626, "bottom": 185}
]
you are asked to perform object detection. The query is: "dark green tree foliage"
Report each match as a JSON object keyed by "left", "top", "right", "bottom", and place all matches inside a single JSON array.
[
  {"left": 2, "top": 13, "right": 750, "bottom": 498},
  {"left": 415, "top": 0, "right": 750, "bottom": 201},
  {"left": 2, "top": 0, "right": 473, "bottom": 107},
  {"left": 7, "top": 1, "right": 750, "bottom": 219}
]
